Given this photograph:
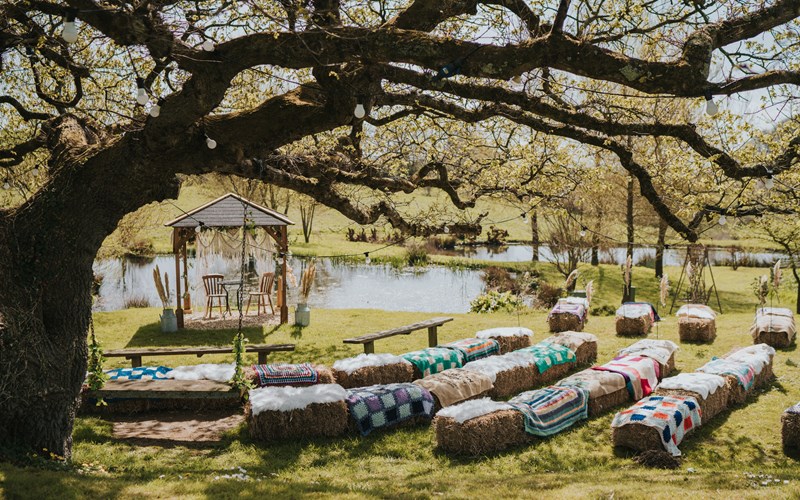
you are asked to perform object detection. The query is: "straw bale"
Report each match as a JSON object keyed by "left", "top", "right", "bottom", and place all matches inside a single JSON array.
[
  {"left": 432, "top": 390, "right": 491, "bottom": 414},
  {"left": 488, "top": 361, "right": 574, "bottom": 399},
  {"left": 587, "top": 388, "right": 630, "bottom": 418},
  {"left": 490, "top": 335, "right": 532, "bottom": 355},
  {"left": 615, "top": 316, "right": 652, "bottom": 336},
  {"left": 653, "top": 385, "right": 730, "bottom": 422},
  {"left": 721, "top": 348, "right": 775, "bottom": 391},
  {"left": 678, "top": 317, "right": 716, "bottom": 343},
  {"left": 246, "top": 364, "right": 335, "bottom": 388},
  {"left": 574, "top": 341, "right": 598, "bottom": 366},
  {"left": 782, "top": 411, "right": 800, "bottom": 454},
  {"left": 612, "top": 422, "right": 664, "bottom": 454},
  {"left": 753, "top": 330, "right": 794, "bottom": 349},
  {"left": 724, "top": 375, "right": 748, "bottom": 406},
  {"left": 333, "top": 363, "right": 414, "bottom": 389},
  {"left": 659, "top": 353, "right": 676, "bottom": 380},
  {"left": 434, "top": 409, "right": 530, "bottom": 456},
  {"left": 548, "top": 313, "right": 584, "bottom": 333},
  {"left": 246, "top": 400, "right": 349, "bottom": 441}
]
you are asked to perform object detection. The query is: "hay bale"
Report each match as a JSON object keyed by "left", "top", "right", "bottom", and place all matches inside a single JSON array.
[
  {"left": 678, "top": 316, "right": 716, "bottom": 343},
  {"left": 547, "top": 313, "right": 584, "bottom": 333},
  {"left": 414, "top": 369, "right": 494, "bottom": 413},
  {"left": 543, "top": 332, "right": 598, "bottom": 366},
  {"left": 475, "top": 327, "right": 533, "bottom": 354},
  {"left": 434, "top": 409, "right": 529, "bottom": 456},
  {"left": 587, "top": 388, "right": 630, "bottom": 418},
  {"left": 574, "top": 341, "right": 598, "bottom": 366},
  {"left": 724, "top": 375, "right": 748, "bottom": 406},
  {"left": 723, "top": 345, "right": 776, "bottom": 390},
  {"left": 612, "top": 423, "right": 664, "bottom": 454},
  {"left": 246, "top": 364, "right": 335, "bottom": 388},
  {"left": 782, "top": 405, "right": 800, "bottom": 454},
  {"left": 488, "top": 361, "right": 573, "bottom": 399},
  {"left": 615, "top": 315, "right": 652, "bottom": 336},
  {"left": 660, "top": 353, "right": 675, "bottom": 379},
  {"left": 246, "top": 384, "right": 349, "bottom": 441},
  {"left": 753, "top": 330, "right": 794, "bottom": 349},
  {"left": 653, "top": 385, "right": 729, "bottom": 422},
  {"left": 332, "top": 363, "right": 414, "bottom": 389}
]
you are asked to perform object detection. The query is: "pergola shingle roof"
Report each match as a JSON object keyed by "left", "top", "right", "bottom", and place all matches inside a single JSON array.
[{"left": 165, "top": 193, "right": 294, "bottom": 228}]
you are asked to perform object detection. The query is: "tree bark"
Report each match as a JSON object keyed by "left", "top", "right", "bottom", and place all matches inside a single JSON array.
[
  {"left": 530, "top": 208, "right": 539, "bottom": 262},
  {"left": 655, "top": 218, "right": 668, "bottom": 278},
  {"left": 626, "top": 174, "right": 634, "bottom": 261}
]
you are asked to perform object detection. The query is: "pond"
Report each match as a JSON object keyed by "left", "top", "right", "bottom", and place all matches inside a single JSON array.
[{"left": 92, "top": 256, "right": 484, "bottom": 314}]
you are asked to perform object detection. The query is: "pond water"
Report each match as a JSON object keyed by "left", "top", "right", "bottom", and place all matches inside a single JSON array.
[{"left": 92, "top": 256, "right": 484, "bottom": 313}]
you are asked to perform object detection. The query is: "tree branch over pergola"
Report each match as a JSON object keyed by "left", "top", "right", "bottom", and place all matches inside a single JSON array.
[{"left": 2, "top": 0, "right": 800, "bottom": 457}]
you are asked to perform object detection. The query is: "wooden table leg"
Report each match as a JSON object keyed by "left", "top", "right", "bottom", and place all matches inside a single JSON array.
[
  {"left": 428, "top": 326, "right": 438, "bottom": 347},
  {"left": 364, "top": 342, "right": 374, "bottom": 354},
  {"left": 258, "top": 352, "right": 267, "bottom": 364},
  {"left": 130, "top": 356, "right": 142, "bottom": 368}
]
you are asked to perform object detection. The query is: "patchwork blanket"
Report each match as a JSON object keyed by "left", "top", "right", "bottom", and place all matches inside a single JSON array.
[
  {"left": 593, "top": 355, "right": 659, "bottom": 400},
  {"left": 509, "top": 386, "right": 589, "bottom": 437},
  {"left": 401, "top": 348, "right": 464, "bottom": 377},
  {"left": 548, "top": 301, "right": 587, "bottom": 322},
  {"left": 346, "top": 383, "right": 435, "bottom": 436},
  {"left": 544, "top": 332, "right": 598, "bottom": 353},
  {"left": 658, "top": 372, "right": 726, "bottom": 399},
  {"left": 104, "top": 366, "right": 171, "bottom": 381},
  {"left": 558, "top": 368, "right": 627, "bottom": 398},
  {"left": 612, "top": 395, "right": 701, "bottom": 456},
  {"left": 696, "top": 358, "right": 755, "bottom": 391},
  {"left": 414, "top": 368, "right": 494, "bottom": 408},
  {"left": 616, "top": 302, "right": 661, "bottom": 322},
  {"left": 618, "top": 339, "right": 678, "bottom": 366},
  {"left": 517, "top": 342, "right": 576, "bottom": 374},
  {"left": 725, "top": 344, "right": 775, "bottom": 375},
  {"left": 443, "top": 338, "right": 500, "bottom": 363},
  {"left": 253, "top": 363, "right": 318, "bottom": 387}
]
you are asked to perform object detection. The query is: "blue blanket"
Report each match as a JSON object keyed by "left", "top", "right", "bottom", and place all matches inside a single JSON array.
[
  {"left": 346, "top": 383, "right": 435, "bottom": 436},
  {"left": 509, "top": 386, "right": 589, "bottom": 437},
  {"left": 104, "top": 366, "right": 171, "bottom": 381}
]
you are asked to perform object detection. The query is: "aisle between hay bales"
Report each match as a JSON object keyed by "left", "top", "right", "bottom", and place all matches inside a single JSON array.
[{"left": 111, "top": 410, "right": 244, "bottom": 444}]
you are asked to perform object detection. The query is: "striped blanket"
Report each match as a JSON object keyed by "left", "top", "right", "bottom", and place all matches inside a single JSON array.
[
  {"left": 516, "top": 342, "right": 576, "bottom": 374},
  {"left": 696, "top": 358, "right": 755, "bottom": 391},
  {"left": 593, "top": 355, "right": 659, "bottom": 400},
  {"left": 612, "top": 395, "right": 701, "bottom": 456},
  {"left": 104, "top": 366, "right": 171, "bottom": 381},
  {"left": 548, "top": 301, "right": 587, "bottom": 322},
  {"left": 346, "top": 383, "right": 435, "bottom": 436},
  {"left": 443, "top": 338, "right": 500, "bottom": 363},
  {"left": 402, "top": 348, "right": 464, "bottom": 377},
  {"left": 253, "top": 363, "right": 318, "bottom": 387},
  {"left": 509, "top": 386, "right": 589, "bottom": 437}
]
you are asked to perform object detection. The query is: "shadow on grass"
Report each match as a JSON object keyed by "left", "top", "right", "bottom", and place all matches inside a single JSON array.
[{"left": 125, "top": 323, "right": 267, "bottom": 348}]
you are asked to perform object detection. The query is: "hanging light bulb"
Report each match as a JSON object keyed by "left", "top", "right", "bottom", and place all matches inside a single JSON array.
[
  {"left": 62, "top": 9, "right": 78, "bottom": 44},
  {"left": 135, "top": 78, "right": 148, "bottom": 105},
  {"left": 364, "top": 252, "right": 371, "bottom": 265},
  {"left": 354, "top": 103, "right": 366, "bottom": 119},
  {"left": 149, "top": 98, "right": 164, "bottom": 117},
  {"left": 443, "top": 226, "right": 450, "bottom": 234},
  {"left": 520, "top": 213, "right": 527, "bottom": 222},
  {"left": 195, "top": 225, "right": 202, "bottom": 233},
  {"left": 704, "top": 90, "right": 718, "bottom": 116},
  {"left": 718, "top": 215, "right": 727, "bottom": 226},
  {"left": 205, "top": 135, "right": 217, "bottom": 149},
  {"left": 764, "top": 176, "right": 774, "bottom": 190},
  {"left": 201, "top": 39, "right": 215, "bottom": 52},
  {"left": 2, "top": 179, "right": 9, "bottom": 190},
  {"left": 511, "top": 75, "right": 522, "bottom": 84},
  {"left": 32, "top": 166, "right": 39, "bottom": 176},
  {"left": 580, "top": 226, "right": 587, "bottom": 238}
]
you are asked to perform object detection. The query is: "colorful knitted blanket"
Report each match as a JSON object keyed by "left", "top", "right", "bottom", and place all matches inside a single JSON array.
[
  {"left": 516, "top": 342, "right": 576, "bottom": 374},
  {"left": 401, "top": 347, "right": 464, "bottom": 377},
  {"left": 252, "top": 363, "right": 319, "bottom": 387},
  {"left": 593, "top": 355, "right": 660, "bottom": 400},
  {"left": 104, "top": 366, "right": 171, "bottom": 381},
  {"left": 509, "top": 386, "right": 589, "bottom": 437},
  {"left": 696, "top": 358, "right": 755, "bottom": 391},
  {"left": 548, "top": 301, "right": 587, "bottom": 322},
  {"left": 611, "top": 395, "right": 701, "bottom": 456},
  {"left": 443, "top": 338, "right": 500, "bottom": 363},
  {"left": 346, "top": 383, "right": 435, "bottom": 436}
]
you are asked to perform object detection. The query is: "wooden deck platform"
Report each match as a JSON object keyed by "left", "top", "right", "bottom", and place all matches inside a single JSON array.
[{"left": 87, "top": 379, "right": 239, "bottom": 400}]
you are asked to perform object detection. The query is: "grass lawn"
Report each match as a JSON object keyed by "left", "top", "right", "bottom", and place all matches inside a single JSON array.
[{"left": 4, "top": 299, "right": 800, "bottom": 498}]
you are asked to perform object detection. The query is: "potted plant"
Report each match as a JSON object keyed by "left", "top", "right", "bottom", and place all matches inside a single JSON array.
[
  {"left": 295, "top": 260, "right": 316, "bottom": 327},
  {"left": 153, "top": 265, "right": 177, "bottom": 332}
]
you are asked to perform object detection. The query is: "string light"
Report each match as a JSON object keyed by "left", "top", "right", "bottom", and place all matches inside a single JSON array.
[
  {"left": 32, "top": 166, "right": 39, "bottom": 176},
  {"left": 149, "top": 98, "right": 164, "bottom": 117},
  {"left": 704, "top": 90, "right": 718, "bottom": 116},
  {"left": 510, "top": 75, "right": 522, "bottom": 84},
  {"left": 205, "top": 135, "right": 217, "bottom": 149},
  {"left": 201, "top": 39, "right": 215, "bottom": 51},
  {"left": 353, "top": 103, "right": 366, "bottom": 119},
  {"left": 364, "top": 252, "right": 371, "bottom": 265},
  {"left": 195, "top": 221, "right": 205, "bottom": 233},
  {"left": 431, "top": 61, "right": 461, "bottom": 82},
  {"left": 135, "top": 77, "right": 148, "bottom": 105},
  {"left": 62, "top": 9, "right": 79, "bottom": 44},
  {"left": 718, "top": 215, "right": 727, "bottom": 226},
  {"left": 520, "top": 213, "right": 527, "bottom": 222},
  {"left": 2, "top": 179, "right": 9, "bottom": 190},
  {"left": 580, "top": 226, "right": 587, "bottom": 238},
  {"left": 443, "top": 226, "right": 450, "bottom": 234},
  {"left": 764, "top": 168, "right": 774, "bottom": 190}
]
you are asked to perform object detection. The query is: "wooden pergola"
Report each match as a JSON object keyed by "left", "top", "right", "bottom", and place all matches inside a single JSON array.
[{"left": 165, "top": 193, "right": 294, "bottom": 328}]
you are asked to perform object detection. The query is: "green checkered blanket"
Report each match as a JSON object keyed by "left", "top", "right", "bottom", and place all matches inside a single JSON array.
[
  {"left": 516, "top": 342, "right": 576, "bottom": 373},
  {"left": 401, "top": 347, "right": 464, "bottom": 377}
]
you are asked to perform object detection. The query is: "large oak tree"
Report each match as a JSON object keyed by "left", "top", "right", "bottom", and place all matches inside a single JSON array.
[{"left": 2, "top": 0, "right": 800, "bottom": 457}]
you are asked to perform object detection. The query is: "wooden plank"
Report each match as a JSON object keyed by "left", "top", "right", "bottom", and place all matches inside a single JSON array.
[
  {"left": 105, "top": 343, "right": 295, "bottom": 358},
  {"left": 343, "top": 317, "right": 453, "bottom": 344},
  {"left": 88, "top": 379, "right": 239, "bottom": 400}
]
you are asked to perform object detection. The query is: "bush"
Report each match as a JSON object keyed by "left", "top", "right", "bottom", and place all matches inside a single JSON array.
[
  {"left": 534, "top": 282, "right": 564, "bottom": 309},
  {"left": 486, "top": 225, "right": 509, "bottom": 246},
  {"left": 124, "top": 239, "right": 155, "bottom": 258},
  {"left": 427, "top": 235, "right": 457, "bottom": 250},
  {"left": 482, "top": 266, "right": 517, "bottom": 293},
  {"left": 470, "top": 290, "right": 523, "bottom": 313},
  {"left": 405, "top": 243, "right": 429, "bottom": 266}
]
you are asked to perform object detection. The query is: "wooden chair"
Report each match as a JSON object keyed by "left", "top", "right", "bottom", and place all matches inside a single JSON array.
[
  {"left": 202, "top": 274, "right": 229, "bottom": 319},
  {"left": 246, "top": 272, "right": 275, "bottom": 316}
]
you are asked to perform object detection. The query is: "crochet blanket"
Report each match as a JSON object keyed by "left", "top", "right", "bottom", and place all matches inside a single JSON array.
[
  {"left": 346, "top": 383, "right": 434, "bottom": 436},
  {"left": 725, "top": 344, "right": 775, "bottom": 375},
  {"left": 612, "top": 395, "right": 701, "bottom": 456},
  {"left": 253, "top": 363, "right": 318, "bottom": 387},
  {"left": 558, "top": 368, "right": 627, "bottom": 398},
  {"left": 104, "top": 366, "right": 171, "bottom": 381},
  {"left": 517, "top": 342, "right": 576, "bottom": 374},
  {"left": 443, "top": 337, "right": 500, "bottom": 363},
  {"left": 509, "top": 386, "right": 589, "bottom": 437},
  {"left": 548, "top": 302, "right": 587, "bottom": 322},
  {"left": 414, "top": 368, "right": 494, "bottom": 408},
  {"left": 401, "top": 347, "right": 464, "bottom": 377},
  {"left": 593, "top": 355, "right": 660, "bottom": 400},
  {"left": 616, "top": 302, "right": 661, "bottom": 322},
  {"left": 696, "top": 358, "right": 755, "bottom": 391},
  {"left": 544, "top": 332, "right": 598, "bottom": 353},
  {"left": 618, "top": 339, "right": 678, "bottom": 366}
]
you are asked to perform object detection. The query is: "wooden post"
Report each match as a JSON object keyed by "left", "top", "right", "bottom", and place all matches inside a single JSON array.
[
  {"left": 258, "top": 352, "right": 268, "bottom": 364},
  {"left": 173, "top": 229, "right": 184, "bottom": 329},
  {"left": 280, "top": 226, "right": 289, "bottom": 324},
  {"left": 364, "top": 342, "right": 375, "bottom": 354},
  {"left": 428, "top": 326, "right": 438, "bottom": 347}
]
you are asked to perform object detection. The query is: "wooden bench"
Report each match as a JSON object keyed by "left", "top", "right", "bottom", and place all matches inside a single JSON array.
[
  {"left": 87, "top": 379, "right": 239, "bottom": 400},
  {"left": 104, "top": 343, "right": 295, "bottom": 368},
  {"left": 343, "top": 317, "right": 454, "bottom": 354}
]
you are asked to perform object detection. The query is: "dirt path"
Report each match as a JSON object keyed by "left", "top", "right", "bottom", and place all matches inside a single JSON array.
[{"left": 111, "top": 410, "right": 244, "bottom": 445}]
